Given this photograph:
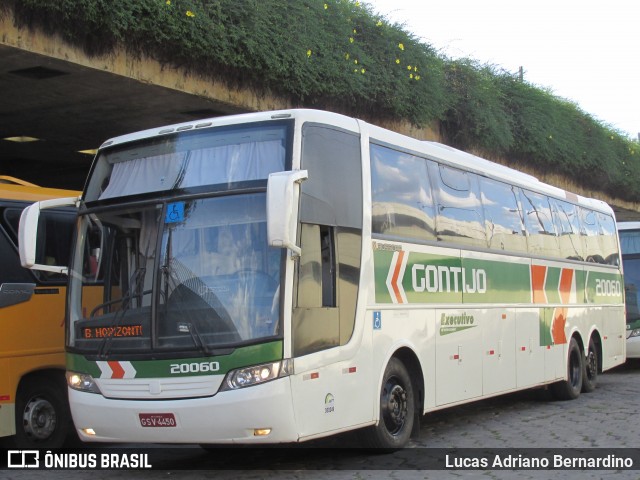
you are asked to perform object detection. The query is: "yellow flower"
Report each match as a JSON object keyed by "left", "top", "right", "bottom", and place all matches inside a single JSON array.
[
  {"left": 415, "top": 75, "right": 421, "bottom": 80},
  {"left": 324, "top": 3, "right": 328, "bottom": 9},
  {"left": 345, "top": 53, "right": 350, "bottom": 60},
  {"left": 414, "top": 66, "right": 418, "bottom": 72},
  {"left": 355, "top": 1, "right": 360, "bottom": 6},
  {"left": 307, "top": 49, "right": 312, "bottom": 57},
  {"left": 361, "top": 68, "right": 366, "bottom": 74},
  {"left": 186, "top": 10, "right": 195, "bottom": 17},
  {"left": 398, "top": 43, "right": 404, "bottom": 51},
  {"left": 395, "top": 59, "right": 400, "bottom": 64},
  {"left": 376, "top": 20, "right": 383, "bottom": 26},
  {"left": 166, "top": 0, "right": 171, "bottom": 4},
  {"left": 409, "top": 73, "right": 414, "bottom": 79},
  {"left": 354, "top": 59, "right": 358, "bottom": 64},
  {"left": 353, "top": 29, "right": 357, "bottom": 34},
  {"left": 350, "top": 37, "right": 354, "bottom": 43},
  {"left": 407, "top": 65, "right": 412, "bottom": 70}
]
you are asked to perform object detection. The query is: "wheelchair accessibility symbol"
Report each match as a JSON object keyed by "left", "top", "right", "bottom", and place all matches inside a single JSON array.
[
  {"left": 165, "top": 202, "right": 185, "bottom": 224},
  {"left": 373, "top": 311, "right": 382, "bottom": 330}
]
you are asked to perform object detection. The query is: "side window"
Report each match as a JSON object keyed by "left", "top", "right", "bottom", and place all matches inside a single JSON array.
[
  {"left": 300, "top": 124, "right": 362, "bottom": 228},
  {"left": 297, "top": 224, "right": 336, "bottom": 309},
  {"left": 294, "top": 224, "right": 361, "bottom": 357},
  {"left": 294, "top": 124, "right": 363, "bottom": 357},
  {"left": 370, "top": 144, "right": 436, "bottom": 241},
  {"left": 549, "top": 199, "right": 584, "bottom": 261},
  {"left": 520, "top": 190, "right": 558, "bottom": 257},
  {"left": 0, "top": 224, "right": 33, "bottom": 285},
  {"left": 478, "top": 177, "right": 527, "bottom": 252},
  {"left": 620, "top": 229, "right": 640, "bottom": 255},
  {"left": 597, "top": 213, "right": 619, "bottom": 265},
  {"left": 581, "top": 208, "right": 604, "bottom": 263},
  {"left": 431, "top": 163, "right": 486, "bottom": 248}
]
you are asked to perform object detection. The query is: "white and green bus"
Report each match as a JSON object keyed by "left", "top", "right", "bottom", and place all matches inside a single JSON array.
[{"left": 19, "top": 109, "right": 625, "bottom": 448}]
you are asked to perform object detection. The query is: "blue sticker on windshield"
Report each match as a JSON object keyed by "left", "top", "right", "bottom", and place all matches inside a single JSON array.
[{"left": 165, "top": 202, "right": 185, "bottom": 224}]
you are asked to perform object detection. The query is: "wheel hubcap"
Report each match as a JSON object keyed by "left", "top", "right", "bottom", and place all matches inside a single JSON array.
[
  {"left": 23, "top": 397, "right": 57, "bottom": 440},
  {"left": 382, "top": 379, "right": 408, "bottom": 436},
  {"left": 586, "top": 350, "right": 597, "bottom": 379}
]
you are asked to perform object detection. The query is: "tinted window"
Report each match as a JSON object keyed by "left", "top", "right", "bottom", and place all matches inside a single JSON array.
[
  {"left": 300, "top": 124, "right": 362, "bottom": 228},
  {"left": 432, "top": 164, "right": 486, "bottom": 247},
  {"left": 598, "top": 212, "right": 619, "bottom": 265},
  {"left": 0, "top": 225, "right": 33, "bottom": 284},
  {"left": 479, "top": 177, "right": 526, "bottom": 252},
  {"left": 620, "top": 229, "right": 640, "bottom": 255},
  {"left": 550, "top": 199, "right": 584, "bottom": 261},
  {"left": 370, "top": 144, "right": 435, "bottom": 241},
  {"left": 520, "top": 190, "right": 558, "bottom": 257},
  {"left": 623, "top": 256, "right": 640, "bottom": 323}
]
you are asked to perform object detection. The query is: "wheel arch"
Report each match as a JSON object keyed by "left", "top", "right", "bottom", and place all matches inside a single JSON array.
[{"left": 17, "top": 368, "right": 67, "bottom": 393}]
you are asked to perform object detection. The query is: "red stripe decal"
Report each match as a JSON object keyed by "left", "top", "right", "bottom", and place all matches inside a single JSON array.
[
  {"left": 531, "top": 265, "right": 547, "bottom": 304},
  {"left": 108, "top": 361, "right": 125, "bottom": 379},
  {"left": 391, "top": 251, "right": 405, "bottom": 303}
]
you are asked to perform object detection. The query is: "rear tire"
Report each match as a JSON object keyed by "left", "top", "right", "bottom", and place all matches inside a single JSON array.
[
  {"left": 581, "top": 337, "right": 599, "bottom": 393},
  {"left": 550, "top": 337, "right": 583, "bottom": 400},
  {"left": 360, "top": 357, "right": 415, "bottom": 450}
]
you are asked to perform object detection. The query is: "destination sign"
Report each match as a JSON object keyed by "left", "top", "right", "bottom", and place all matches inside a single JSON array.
[{"left": 82, "top": 324, "right": 144, "bottom": 339}]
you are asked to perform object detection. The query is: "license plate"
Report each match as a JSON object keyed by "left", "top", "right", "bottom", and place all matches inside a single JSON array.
[{"left": 139, "top": 413, "right": 176, "bottom": 427}]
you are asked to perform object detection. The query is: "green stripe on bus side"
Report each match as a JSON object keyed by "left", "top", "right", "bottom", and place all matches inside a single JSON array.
[
  {"left": 374, "top": 249, "right": 623, "bottom": 305},
  {"left": 67, "top": 340, "right": 283, "bottom": 378}
]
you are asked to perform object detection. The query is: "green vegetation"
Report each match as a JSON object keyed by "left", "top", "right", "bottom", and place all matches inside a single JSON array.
[{"left": 6, "top": 0, "right": 640, "bottom": 200}]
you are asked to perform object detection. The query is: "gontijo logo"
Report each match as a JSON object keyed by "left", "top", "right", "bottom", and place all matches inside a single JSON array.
[
  {"left": 385, "top": 250, "right": 487, "bottom": 304},
  {"left": 412, "top": 264, "right": 487, "bottom": 294}
]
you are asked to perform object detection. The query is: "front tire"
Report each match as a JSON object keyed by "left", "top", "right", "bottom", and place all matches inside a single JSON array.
[
  {"left": 550, "top": 337, "right": 583, "bottom": 400},
  {"left": 361, "top": 357, "right": 415, "bottom": 449},
  {"left": 13, "top": 376, "right": 72, "bottom": 448}
]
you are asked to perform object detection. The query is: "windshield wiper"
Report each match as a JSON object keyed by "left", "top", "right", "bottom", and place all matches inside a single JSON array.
[{"left": 177, "top": 321, "right": 213, "bottom": 356}]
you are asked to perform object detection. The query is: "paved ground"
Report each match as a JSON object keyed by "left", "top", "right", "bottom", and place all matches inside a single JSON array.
[{"left": 4, "top": 360, "right": 640, "bottom": 480}]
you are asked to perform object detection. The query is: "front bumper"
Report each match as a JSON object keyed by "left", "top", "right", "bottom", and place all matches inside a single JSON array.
[{"left": 70, "top": 377, "right": 298, "bottom": 444}]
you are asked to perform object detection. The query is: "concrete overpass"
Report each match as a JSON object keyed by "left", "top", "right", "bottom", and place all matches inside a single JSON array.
[{"left": 2, "top": 12, "right": 639, "bottom": 220}]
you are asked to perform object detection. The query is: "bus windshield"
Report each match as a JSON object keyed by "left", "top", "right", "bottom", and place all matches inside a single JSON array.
[{"left": 69, "top": 193, "right": 282, "bottom": 356}]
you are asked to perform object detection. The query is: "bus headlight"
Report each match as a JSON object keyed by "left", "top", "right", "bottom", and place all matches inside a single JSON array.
[
  {"left": 221, "top": 359, "right": 292, "bottom": 390},
  {"left": 66, "top": 371, "right": 101, "bottom": 394}
]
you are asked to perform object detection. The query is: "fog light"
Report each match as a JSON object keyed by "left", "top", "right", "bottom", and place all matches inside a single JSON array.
[{"left": 253, "top": 428, "right": 271, "bottom": 437}]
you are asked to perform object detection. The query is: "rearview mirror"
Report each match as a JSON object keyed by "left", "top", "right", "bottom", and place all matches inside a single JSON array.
[
  {"left": 267, "top": 170, "right": 308, "bottom": 257},
  {"left": 19, "top": 196, "right": 79, "bottom": 274}
]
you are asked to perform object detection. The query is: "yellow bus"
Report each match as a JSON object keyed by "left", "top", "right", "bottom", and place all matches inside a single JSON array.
[{"left": 0, "top": 176, "right": 81, "bottom": 448}]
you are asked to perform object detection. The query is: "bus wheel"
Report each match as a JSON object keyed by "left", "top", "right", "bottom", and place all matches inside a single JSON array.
[
  {"left": 550, "top": 337, "right": 583, "bottom": 400},
  {"left": 14, "top": 377, "right": 71, "bottom": 448},
  {"left": 362, "top": 357, "right": 415, "bottom": 449},
  {"left": 582, "top": 337, "right": 599, "bottom": 393}
]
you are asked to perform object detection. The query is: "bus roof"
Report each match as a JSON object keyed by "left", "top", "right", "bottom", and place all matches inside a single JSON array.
[
  {"left": 96, "top": 109, "right": 614, "bottom": 216},
  {"left": 0, "top": 176, "right": 79, "bottom": 202}
]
